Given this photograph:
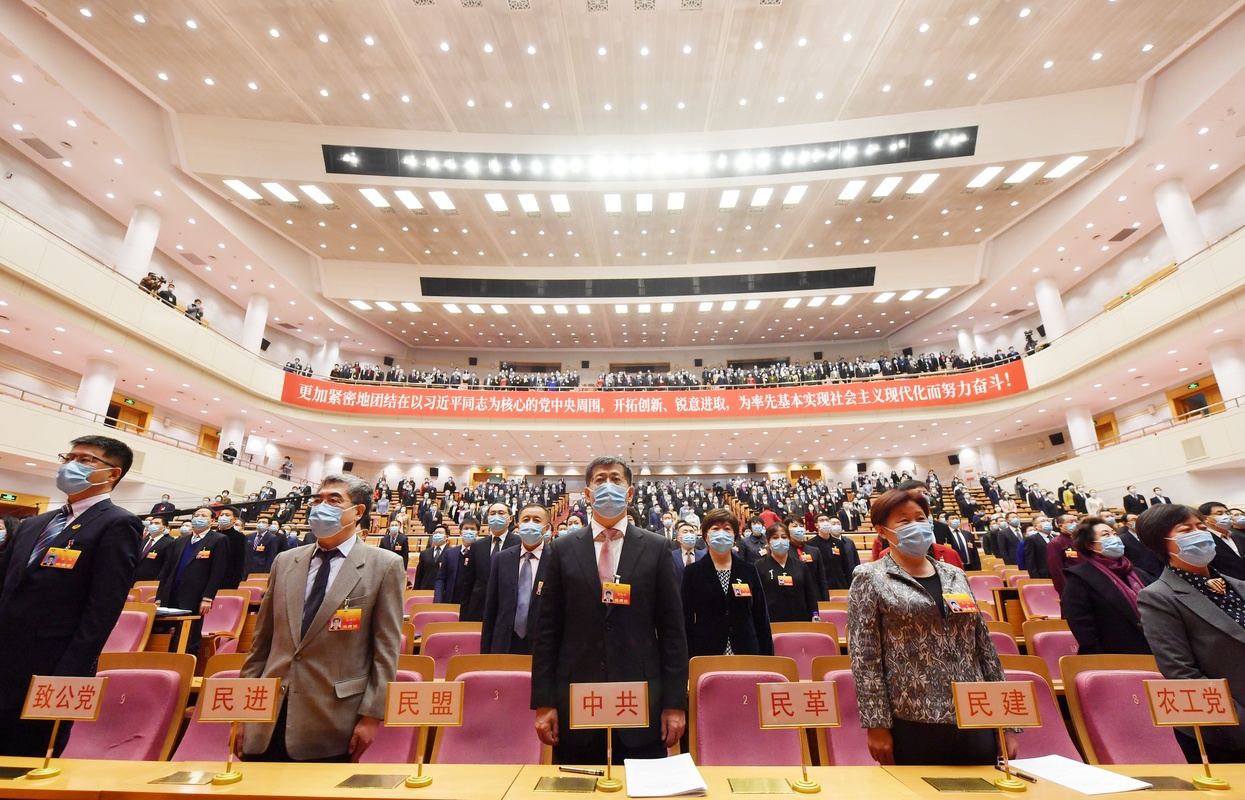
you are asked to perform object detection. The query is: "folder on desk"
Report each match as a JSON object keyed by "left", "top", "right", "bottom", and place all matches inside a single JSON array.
[{"left": 623, "top": 753, "right": 707, "bottom": 797}]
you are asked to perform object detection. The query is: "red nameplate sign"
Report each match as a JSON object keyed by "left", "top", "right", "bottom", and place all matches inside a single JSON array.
[
  {"left": 199, "top": 678, "right": 282, "bottom": 723},
  {"left": 952, "top": 681, "right": 1042, "bottom": 729},
  {"left": 758, "top": 682, "right": 841, "bottom": 728},
  {"left": 569, "top": 682, "right": 650, "bottom": 729},
  {"left": 384, "top": 682, "right": 464, "bottom": 727},
  {"left": 1145, "top": 679, "right": 1240, "bottom": 727},
  {"left": 22, "top": 676, "right": 108, "bottom": 721}
]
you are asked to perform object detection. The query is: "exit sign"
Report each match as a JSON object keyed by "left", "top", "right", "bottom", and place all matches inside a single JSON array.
[
  {"left": 1187, "top": 382, "right": 1200, "bottom": 390},
  {"left": 0, "top": 493, "right": 17, "bottom": 501},
  {"left": 123, "top": 398, "right": 136, "bottom": 405}
]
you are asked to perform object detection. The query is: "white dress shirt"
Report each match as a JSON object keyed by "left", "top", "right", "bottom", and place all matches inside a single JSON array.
[
  {"left": 590, "top": 516, "right": 625, "bottom": 580},
  {"left": 305, "top": 532, "right": 358, "bottom": 603},
  {"left": 66, "top": 492, "right": 111, "bottom": 525}
]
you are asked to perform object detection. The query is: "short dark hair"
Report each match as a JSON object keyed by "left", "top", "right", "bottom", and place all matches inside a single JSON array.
[
  {"left": 1071, "top": 516, "right": 1108, "bottom": 555},
  {"left": 216, "top": 505, "right": 237, "bottom": 518},
  {"left": 765, "top": 521, "right": 789, "bottom": 541},
  {"left": 459, "top": 514, "right": 480, "bottom": 529},
  {"left": 70, "top": 435, "right": 134, "bottom": 480},
  {"left": 519, "top": 502, "right": 549, "bottom": 521},
  {"left": 151, "top": 516, "right": 165, "bottom": 526},
  {"left": 1198, "top": 501, "right": 1227, "bottom": 516},
  {"left": 870, "top": 488, "right": 930, "bottom": 530},
  {"left": 700, "top": 508, "right": 739, "bottom": 537},
  {"left": 1137, "top": 504, "right": 1204, "bottom": 565},
  {"left": 584, "top": 456, "right": 632, "bottom": 485},
  {"left": 320, "top": 474, "right": 373, "bottom": 513}
]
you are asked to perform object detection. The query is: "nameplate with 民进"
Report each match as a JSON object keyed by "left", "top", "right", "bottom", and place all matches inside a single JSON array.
[
  {"left": 384, "top": 681, "right": 464, "bottom": 727},
  {"left": 1145, "top": 679, "right": 1240, "bottom": 727},
  {"left": 569, "top": 682, "right": 650, "bottom": 729},
  {"left": 21, "top": 676, "right": 107, "bottom": 721},
  {"left": 757, "top": 682, "right": 841, "bottom": 728},
  {"left": 280, "top": 360, "right": 1029, "bottom": 419},
  {"left": 198, "top": 678, "right": 281, "bottom": 723},
  {"left": 951, "top": 681, "right": 1042, "bottom": 729}
]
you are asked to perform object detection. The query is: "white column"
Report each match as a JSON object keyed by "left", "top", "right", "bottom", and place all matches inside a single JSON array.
[
  {"left": 1154, "top": 178, "right": 1208, "bottom": 264},
  {"left": 305, "top": 451, "right": 325, "bottom": 486},
  {"left": 219, "top": 416, "right": 245, "bottom": 459},
  {"left": 311, "top": 338, "right": 342, "bottom": 377},
  {"left": 73, "top": 359, "right": 118, "bottom": 419},
  {"left": 1034, "top": 277, "right": 1069, "bottom": 340},
  {"left": 1209, "top": 339, "right": 1245, "bottom": 402},
  {"left": 956, "top": 328, "right": 974, "bottom": 356},
  {"left": 1065, "top": 404, "right": 1097, "bottom": 453},
  {"left": 973, "top": 330, "right": 990, "bottom": 355},
  {"left": 240, "top": 293, "right": 270, "bottom": 355},
  {"left": 114, "top": 205, "right": 162, "bottom": 281},
  {"left": 978, "top": 442, "right": 1000, "bottom": 476}
]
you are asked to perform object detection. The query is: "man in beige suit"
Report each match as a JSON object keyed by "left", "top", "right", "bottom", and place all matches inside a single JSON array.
[{"left": 240, "top": 474, "right": 404, "bottom": 762}]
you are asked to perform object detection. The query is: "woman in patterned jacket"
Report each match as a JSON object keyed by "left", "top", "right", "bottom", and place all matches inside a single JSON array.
[{"left": 848, "top": 487, "right": 1017, "bottom": 766}]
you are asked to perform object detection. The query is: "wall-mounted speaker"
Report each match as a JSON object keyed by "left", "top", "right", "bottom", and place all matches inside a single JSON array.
[
  {"left": 1036, "top": 324, "right": 1046, "bottom": 338},
  {"left": 694, "top": 358, "right": 703, "bottom": 367},
  {"left": 747, "top": 462, "right": 758, "bottom": 473},
  {"left": 469, "top": 357, "right": 478, "bottom": 366},
  {"left": 1049, "top": 432, "right": 1066, "bottom": 446},
  {"left": 342, "top": 460, "right": 355, "bottom": 472},
  {"left": 856, "top": 462, "right": 867, "bottom": 473},
  {"left": 259, "top": 338, "right": 271, "bottom": 352},
  {"left": 947, "top": 454, "right": 960, "bottom": 465},
  {"left": 383, "top": 356, "right": 394, "bottom": 367},
  {"left": 430, "top": 466, "right": 440, "bottom": 478},
  {"left": 902, "top": 347, "right": 914, "bottom": 357},
  {"left": 581, "top": 361, "right": 590, "bottom": 369},
  {"left": 536, "top": 465, "right": 546, "bottom": 476},
  {"left": 813, "top": 351, "right": 823, "bottom": 360}
]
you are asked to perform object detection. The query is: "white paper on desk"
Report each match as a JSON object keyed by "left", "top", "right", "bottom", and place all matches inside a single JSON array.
[
  {"left": 1009, "top": 755, "right": 1152, "bottom": 795},
  {"left": 155, "top": 607, "right": 194, "bottom": 615},
  {"left": 623, "top": 752, "right": 707, "bottom": 797}
]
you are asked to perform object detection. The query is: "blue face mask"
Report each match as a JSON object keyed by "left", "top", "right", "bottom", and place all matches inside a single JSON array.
[
  {"left": 217, "top": 517, "right": 234, "bottom": 530},
  {"left": 431, "top": 532, "right": 447, "bottom": 546},
  {"left": 147, "top": 523, "right": 162, "bottom": 534},
  {"left": 789, "top": 527, "right": 806, "bottom": 542},
  {"left": 751, "top": 524, "right": 764, "bottom": 535},
  {"left": 769, "top": 538, "right": 791, "bottom": 556},
  {"left": 892, "top": 522, "right": 935, "bottom": 558},
  {"left": 592, "top": 483, "right": 629, "bottom": 518},
  {"left": 1215, "top": 514, "right": 1233, "bottom": 529},
  {"left": 55, "top": 459, "right": 108, "bottom": 496},
  {"left": 679, "top": 532, "right": 699, "bottom": 548},
  {"left": 460, "top": 530, "right": 478, "bottom": 545},
  {"left": 487, "top": 514, "right": 508, "bottom": 532},
  {"left": 1103, "top": 516, "right": 1116, "bottom": 525},
  {"left": 1171, "top": 531, "right": 1217, "bottom": 567},
  {"left": 179, "top": 525, "right": 191, "bottom": 535},
  {"left": 1098, "top": 536, "right": 1125, "bottom": 559},
  {"left": 518, "top": 522, "right": 545, "bottom": 547},
  {"left": 255, "top": 523, "right": 267, "bottom": 533},
  {"left": 562, "top": 526, "right": 579, "bottom": 537},
  {"left": 708, "top": 531, "right": 735, "bottom": 554},
  {"left": 308, "top": 503, "right": 348, "bottom": 539},
  {"left": 1039, "top": 522, "right": 1053, "bottom": 533},
  {"left": 191, "top": 517, "right": 210, "bottom": 531}
]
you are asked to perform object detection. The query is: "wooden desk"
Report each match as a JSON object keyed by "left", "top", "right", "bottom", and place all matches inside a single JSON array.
[
  {"left": 102, "top": 762, "right": 523, "bottom": 800},
  {"left": 506, "top": 765, "right": 921, "bottom": 800},
  {"left": 885, "top": 763, "right": 1245, "bottom": 798},
  {"left": 0, "top": 758, "right": 170, "bottom": 800},
  {"left": 148, "top": 616, "right": 199, "bottom": 654}
]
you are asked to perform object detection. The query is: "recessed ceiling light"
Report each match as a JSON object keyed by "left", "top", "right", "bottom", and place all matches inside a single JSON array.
[
  {"left": 269, "top": 28, "right": 280, "bottom": 37},
  {"left": 526, "top": 45, "right": 536, "bottom": 55},
  {"left": 842, "top": 33, "right": 852, "bottom": 42},
  {"left": 439, "top": 42, "right": 449, "bottom": 51},
  {"left": 133, "top": 13, "right": 145, "bottom": 23},
  {"left": 185, "top": 19, "right": 198, "bottom": 29},
  {"left": 1019, "top": 8, "right": 1031, "bottom": 17},
  {"left": 318, "top": 33, "right": 329, "bottom": 43},
  {"left": 364, "top": 36, "right": 375, "bottom": 45},
  {"left": 1142, "top": 43, "right": 1153, "bottom": 52}
]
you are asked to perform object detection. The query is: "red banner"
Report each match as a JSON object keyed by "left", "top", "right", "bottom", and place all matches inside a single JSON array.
[{"left": 281, "top": 360, "right": 1028, "bottom": 420}]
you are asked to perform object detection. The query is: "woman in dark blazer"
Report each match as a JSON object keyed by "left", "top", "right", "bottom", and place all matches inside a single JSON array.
[
  {"left": 1062, "top": 517, "right": 1155, "bottom": 655},
  {"left": 682, "top": 509, "right": 772, "bottom": 658},
  {"left": 755, "top": 520, "right": 821, "bottom": 623}
]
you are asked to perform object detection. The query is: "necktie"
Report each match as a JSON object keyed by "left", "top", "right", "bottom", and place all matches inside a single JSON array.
[
  {"left": 141, "top": 536, "right": 155, "bottom": 558},
  {"left": 29, "top": 506, "right": 71, "bottom": 566},
  {"left": 492, "top": 536, "right": 502, "bottom": 555},
  {"left": 301, "top": 548, "right": 341, "bottom": 638},
  {"left": 514, "top": 552, "right": 533, "bottom": 639},
  {"left": 685, "top": 551, "right": 694, "bottom": 566},
  {"left": 597, "top": 528, "right": 621, "bottom": 584}
]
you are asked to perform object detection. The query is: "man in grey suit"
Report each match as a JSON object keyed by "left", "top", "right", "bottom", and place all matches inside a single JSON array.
[{"left": 240, "top": 474, "right": 404, "bottom": 762}]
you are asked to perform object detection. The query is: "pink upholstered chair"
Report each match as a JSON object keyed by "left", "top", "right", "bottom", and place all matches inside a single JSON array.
[
  {"left": 63, "top": 652, "right": 194, "bottom": 761},
  {"left": 1024, "top": 619, "right": 1079, "bottom": 681},
  {"left": 202, "top": 591, "right": 248, "bottom": 638},
  {"left": 102, "top": 604, "right": 155, "bottom": 653},
  {"left": 688, "top": 656, "right": 802, "bottom": 767},
  {"left": 771, "top": 623, "right": 839, "bottom": 680},
  {"left": 133, "top": 584, "right": 158, "bottom": 603},
  {"left": 967, "top": 574, "right": 1004, "bottom": 601},
  {"left": 989, "top": 630, "right": 1020, "bottom": 657},
  {"left": 1019, "top": 582, "right": 1062, "bottom": 619},
  {"left": 814, "top": 607, "right": 849, "bottom": 646},
  {"left": 405, "top": 567, "right": 420, "bottom": 587},
  {"left": 1061, "top": 655, "right": 1184, "bottom": 765},
  {"left": 236, "top": 583, "right": 264, "bottom": 603},
  {"left": 810, "top": 656, "right": 873, "bottom": 766},
  {"left": 410, "top": 610, "right": 460, "bottom": 638},
  {"left": 403, "top": 592, "right": 437, "bottom": 615},
  {"left": 171, "top": 655, "right": 247, "bottom": 761},
  {"left": 999, "top": 656, "right": 1082, "bottom": 761},
  {"left": 432, "top": 655, "right": 545, "bottom": 764},
  {"left": 359, "top": 656, "right": 435, "bottom": 764},
  {"left": 420, "top": 624, "right": 483, "bottom": 679}
]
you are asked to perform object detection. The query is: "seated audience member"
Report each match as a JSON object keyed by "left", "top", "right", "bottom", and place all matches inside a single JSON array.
[
  {"left": 156, "top": 282, "right": 177, "bottom": 307},
  {"left": 682, "top": 509, "right": 772, "bottom": 658},
  {"left": 848, "top": 488, "right": 1015, "bottom": 766},
  {"left": 754, "top": 521, "right": 820, "bottom": 624},
  {"left": 1138, "top": 504, "right": 1245, "bottom": 765},
  {"left": 1199, "top": 501, "right": 1245, "bottom": 581},
  {"left": 184, "top": 298, "right": 204, "bottom": 322},
  {"left": 1061, "top": 517, "right": 1155, "bottom": 655}
]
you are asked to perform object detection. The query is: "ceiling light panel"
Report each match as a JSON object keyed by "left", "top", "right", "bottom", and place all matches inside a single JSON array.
[
  {"left": 300, "top": 185, "right": 333, "bottom": 205},
  {"left": 781, "top": 186, "right": 807, "bottom": 207},
  {"left": 349, "top": 300, "right": 372, "bottom": 310},
  {"left": 262, "top": 182, "right": 298, "bottom": 203},
  {"left": 393, "top": 190, "right": 424, "bottom": 211},
  {"left": 1003, "top": 162, "right": 1044, "bottom": 184},
  {"left": 517, "top": 194, "right": 540, "bottom": 215},
  {"left": 604, "top": 194, "right": 622, "bottom": 214},
  {"left": 400, "top": 302, "right": 422, "bottom": 312},
  {"left": 428, "top": 191, "right": 455, "bottom": 211},
  {"left": 870, "top": 176, "right": 903, "bottom": 199},
  {"left": 966, "top": 166, "right": 1003, "bottom": 189},
  {"left": 831, "top": 295, "right": 852, "bottom": 306},
  {"left": 783, "top": 298, "right": 801, "bottom": 308},
  {"left": 667, "top": 192, "right": 685, "bottom": 212},
  {"left": 899, "top": 290, "right": 923, "bottom": 301},
  {"left": 550, "top": 194, "right": 571, "bottom": 215},
  {"left": 806, "top": 296, "right": 826, "bottom": 307},
  {"left": 926, "top": 288, "right": 950, "bottom": 299},
  {"left": 1043, "top": 156, "right": 1088, "bottom": 179},
  {"left": 224, "top": 180, "right": 262, "bottom": 200},
  {"left": 744, "top": 300, "right": 760, "bottom": 310},
  {"left": 749, "top": 188, "right": 773, "bottom": 209},
  {"left": 873, "top": 292, "right": 896, "bottom": 303},
  {"left": 905, "top": 174, "right": 939, "bottom": 195},
  {"left": 359, "top": 188, "right": 390, "bottom": 208},
  {"left": 484, "top": 193, "right": 509, "bottom": 213},
  {"left": 719, "top": 189, "right": 740, "bottom": 209}
]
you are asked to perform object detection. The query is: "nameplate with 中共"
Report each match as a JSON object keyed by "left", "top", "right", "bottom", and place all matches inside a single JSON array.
[
  {"left": 757, "top": 682, "right": 841, "bottom": 728},
  {"left": 22, "top": 676, "right": 108, "bottom": 721},
  {"left": 199, "top": 678, "right": 281, "bottom": 723},
  {"left": 384, "top": 681, "right": 464, "bottom": 727},
  {"left": 951, "top": 681, "right": 1042, "bottom": 729},
  {"left": 1144, "top": 678, "right": 1240, "bottom": 727},
  {"left": 569, "top": 681, "right": 650, "bottom": 729}
]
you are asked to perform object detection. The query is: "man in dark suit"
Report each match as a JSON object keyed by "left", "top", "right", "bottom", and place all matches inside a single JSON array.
[
  {"left": 434, "top": 516, "right": 477, "bottom": 604},
  {"left": 244, "top": 516, "right": 281, "bottom": 577},
  {"left": 378, "top": 521, "right": 410, "bottom": 570},
  {"left": 1200, "top": 502, "right": 1245, "bottom": 581},
  {"left": 215, "top": 506, "right": 247, "bottom": 590},
  {"left": 221, "top": 441, "right": 238, "bottom": 464},
  {"left": 807, "top": 513, "right": 854, "bottom": 590},
  {"left": 532, "top": 456, "right": 688, "bottom": 764},
  {"left": 944, "top": 518, "right": 981, "bottom": 571},
  {"left": 1151, "top": 488, "right": 1173, "bottom": 506},
  {"left": 837, "top": 504, "right": 861, "bottom": 533},
  {"left": 157, "top": 507, "right": 228, "bottom": 653},
  {"left": 1123, "top": 486, "right": 1149, "bottom": 516},
  {"left": 0, "top": 435, "right": 142, "bottom": 756},
  {"left": 996, "top": 515, "right": 1024, "bottom": 565},
  {"left": 670, "top": 521, "right": 707, "bottom": 582},
  {"left": 136, "top": 516, "right": 177, "bottom": 582},
  {"left": 482, "top": 503, "right": 551, "bottom": 655},
  {"left": 1119, "top": 514, "right": 1164, "bottom": 577},
  {"left": 1023, "top": 526, "right": 1053, "bottom": 579},
  {"left": 461, "top": 502, "right": 518, "bottom": 621},
  {"left": 413, "top": 527, "right": 448, "bottom": 591},
  {"left": 150, "top": 494, "right": 175, "bottom": 516}
]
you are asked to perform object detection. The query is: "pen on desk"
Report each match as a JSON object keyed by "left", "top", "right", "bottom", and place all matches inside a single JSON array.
[
  {"left": 995, "top": 764, "right": 1037, "bottom": 783},
  {"left": 559, "top": 767, "right": 605, "bottom": 777}
]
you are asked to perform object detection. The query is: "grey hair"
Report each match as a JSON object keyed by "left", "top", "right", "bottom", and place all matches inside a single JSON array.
[{"left": 320, "top": 474, "right": 373, "bottom": 513}]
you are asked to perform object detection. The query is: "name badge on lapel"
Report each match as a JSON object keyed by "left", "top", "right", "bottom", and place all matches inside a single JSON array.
[
  {"left": 41, "top": 547, "right": 81, "bottom": 569},
  {"left": 602, "top": 581, "right": 631, "bottom": 605},
  {"left": 943, "top": 593, "right": 980, "bottom": 613},
  {"left": 146, "top": 551, "right": 159, "bottom": 560},
  {"left": 196, "top": 549, "right": 212, "bottom": 559},
  {"left": 777, "top": 574, "right": 794, "bottom": 587},
  {"left": 800, "top": 552, "right": 814, "bottom": 563},
  {"left": 732, "top": 583, "right": 752, "bottom": 598},
  {"left": 329, "top": 608, "right": 362, "bottom": 631},
  {"left": 535, "top": 580, "right": 544, "bottom": 596}
]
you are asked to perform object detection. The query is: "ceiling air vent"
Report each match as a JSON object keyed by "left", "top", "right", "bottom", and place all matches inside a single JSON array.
[
  {"left": 587, "top": 0, "right": 608, "bottom": 9},
  {"left": 20, "top": 138, "right": 61, "bottom": 159},
  {"left": 634, "top": 0, "right": 655, "bottom": 9},
  {"left": 681, "top": 0, "right": 702, "bottom": 7},
  {"left": 461, "top": 0, "right": 482, "bottom": 6},
  {"left": 276, "top": 322, "right": 300, "bottom": 330},
  {"left": 759, "top": 0, "right": 781, "bottom": 5},
  {"left": 412, "top": 0, "right": 434, "bottom": 6},
  {"left": 1109, "top": 228, "right": 1138, "bottom": 242},
  {"left": 181, "top": 253, "right": 207, "bottom": 266},
  {"left": 507, "top": 0, "right": 531, "bottom": 9}
]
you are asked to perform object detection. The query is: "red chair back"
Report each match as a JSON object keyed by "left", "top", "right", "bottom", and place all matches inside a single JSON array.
[
  {"left": 772, "top": 632, "right": 838, "bottom": 681},
  {"left": 694, "top": 671, "right": 801, "bottom": 766},
  {"left": 404, "top": 594, "right": 435, "bottom": 615},
  {"left": 1073, "top": 669, "right": 1184, "bottom": 764},
  {"left": 818, "top": 668, "right": 873, "bottom": 766},
  {"left": 203, "top": 594, "right": 246, "bottom": 636},
  {"left": 433, "top": 670, "right": 542, "bottom": 764},
  {"left": 410, "top": 611, "right": 460, "bottom": 637},
  {"left": 818, "top": 609, "right": 849, "bottom": 637},
  {"left": 968, "top": 574, "right": 1003, "bottom": 600},
  {"left": 359, "top": 670, "right": 424, "bottom": 763},
  {"left": 1030, "top": 630, "right": 1079, "bottom": 681},
  {"left": 62, "top": 669, "right": 183, "bottom": 760},
  {"left": 102, "top": 611, "right": 149, "bottom": 653},
  {"left": 1020, "top": 583, "right": 1062, "bottom": 619},
  {"left": 422, "top": 631, "right": 482, "bottom": 679},
  {"left": 171, "top": 669, "right": 240, "bottom": 761},
  {"left": 990, "top": 631, "right": 1020, "bottom": 656},
  {"left": 1001, "top": 668, "right": 1081, "bottom": 761}
]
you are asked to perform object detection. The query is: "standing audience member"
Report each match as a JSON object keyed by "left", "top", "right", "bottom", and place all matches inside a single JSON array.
[
  {"left": 1045, "top": 514, "right": 1080, "bottom": 594},
  {"left": 434, "top": 516, "right": 477, "bottom": 604},
  {"left": 216, "top": 507, "right": 247, "bottom": 590},
  {"left": 681, "top": 509, "right": 772, "bottom": 658},
  {"left": 156, "top": 507, "right": 227, "bottom": 655},
  {"left": 0, "top": 436, "right": 142, "bottom": 756},
  {"left": 245, "top": 517, "right": 280, "bottom": 576},
  {"left": 461, "top": 502, "right": 517, "bottom": 621},
  {"left": 754, "top": 521, "right": 821, "bottom": 623},
  {"left": 378, "top": 520, "right": 410, "bottom": 570},
  {"left": 482, "top": 503, "right": 550, "bottom": 655},
  {"left": 413, "top": 527, "right": 448, "bottom": 591},
  {"left": 136, "top": 516, "right": 176, "bottom": 582},
  {"left": 1061, "top": 517, "right": 1155, "bottom": 655},
  {"left": 1199, "top": 501, "right": 1245, "bottom": 581}
]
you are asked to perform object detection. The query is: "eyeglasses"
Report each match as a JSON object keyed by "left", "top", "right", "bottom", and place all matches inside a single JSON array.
[{"left": 57, "top": 453, "right": 120, "bottom": 469}]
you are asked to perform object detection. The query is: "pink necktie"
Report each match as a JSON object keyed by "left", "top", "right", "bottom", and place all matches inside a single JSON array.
[{"left": 597, "top": 527, "right": 620, "bottom": 584}]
